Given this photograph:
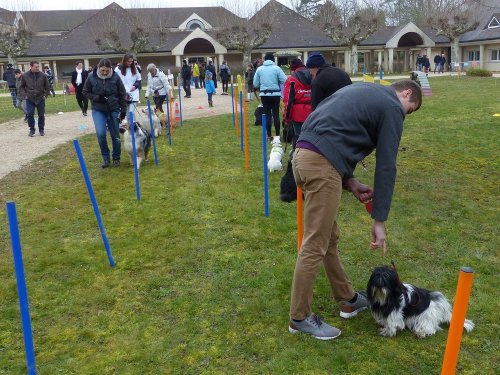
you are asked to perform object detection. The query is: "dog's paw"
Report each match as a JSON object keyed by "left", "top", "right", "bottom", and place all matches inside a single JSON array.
[{"left": 379, "top": 327, "right": 397, "bottom": 337}]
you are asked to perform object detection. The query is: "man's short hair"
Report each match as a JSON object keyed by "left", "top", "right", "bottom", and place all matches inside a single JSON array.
[
  {"left": 30, "top": 61, "right": 39, "bottom": 67},
  {"left": 75, "top": 60, "right": 83, "bottom": 65},
  {"left": 14, "top": 69, "right": 22, "bottom": 74},
  {"left": 392, "top": 79, "right": 423, "bottom": 111}
]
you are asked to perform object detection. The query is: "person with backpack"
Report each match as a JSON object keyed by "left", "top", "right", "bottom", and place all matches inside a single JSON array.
[
  {"left": 283, "top": 58, "right": 312, "bottom": 147},
  {"left": 43, "top": 66, "right": 56, "bottom": 97},
  {"left": 3, "top": 63, "right": 17, "bottom": 108},
  {"left": 245, "top": 64, "right": 255, "bottom": 101},
  {"left": 219, "top": 60, "right": 231, "bottom": 95},
  {"left": 280, "top": 58, "right": 312, "bottom": 202}
]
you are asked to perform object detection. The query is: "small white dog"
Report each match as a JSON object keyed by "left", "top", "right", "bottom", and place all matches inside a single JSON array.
[
  {"left": 268, "top": 136, "right": 284, "bottom": 172},
  {"left": 120, "top": 119, "right": 152, "bottom": 169},
  {"left": 367, "top": 265, "right": 474, "bottom": 338}
]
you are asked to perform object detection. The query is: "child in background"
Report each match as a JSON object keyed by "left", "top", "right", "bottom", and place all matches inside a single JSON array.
[
  {"left": 245, "top": 64, "right": 255, "bottom": 102},
  {"left": 205, "top": 71, "right": 216, "bottom": 107}
]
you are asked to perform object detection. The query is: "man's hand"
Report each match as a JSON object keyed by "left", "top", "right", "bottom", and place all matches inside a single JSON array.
[
  {"left": 344, "top": 177, "right": 373, "bottom": 203},
  {"left": 371, "top": 220, "right": 387, "bottom": 254}
]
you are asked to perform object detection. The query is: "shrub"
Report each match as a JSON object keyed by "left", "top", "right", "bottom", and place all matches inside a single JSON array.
[{"left": 466, "top": 67, "right": 492, "bottom": 77}]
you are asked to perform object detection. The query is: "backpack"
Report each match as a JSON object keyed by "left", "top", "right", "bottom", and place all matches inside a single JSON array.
[{"left": 284, "top": 69, "right": 312, "bottom": 123}]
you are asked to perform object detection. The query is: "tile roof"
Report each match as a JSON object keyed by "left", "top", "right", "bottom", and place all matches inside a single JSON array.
[
  {"left": 251, "top": 0, "right": 335, "bottom": 49},
  {"left": 460, "top": 12, "right": 500, "bottom": 42}
]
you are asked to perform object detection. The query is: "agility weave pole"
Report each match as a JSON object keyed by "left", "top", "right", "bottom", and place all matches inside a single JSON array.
[
  {"left": 73, "top": 140, "right": 116, "bottom": 267},
  {"left": 177, "top": 74, "right": 183, "bottom": 127},
  {"left": 129, "top": 112, "right": 141, "bottom": 201},
  {"left": 166, "top": 91, "right": 172, "bottom": 145},
  {"left": 146, "top": 99, "right": 159, "bottom": 166},
  {"left": 262, "top": 113, "right": 269, "bottom": 217},
  {"left": 243, "top": 93, "right": 249, "bottom": 171},
  {"left": 441, "top": 267, "right": 475, "bottom": 375},
  {"left": 230, "top": 76, "right": 236, "bottom": 129},
  {"left": 6, "top": 201, "right": 38, "bottom": 374}
]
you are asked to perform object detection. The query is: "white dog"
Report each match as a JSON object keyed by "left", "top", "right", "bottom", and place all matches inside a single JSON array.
[
  {"left": 268, "top": 136, "right": 284, "bottom": 172},
  {"left": 367, "top": 265, "right": 474, "bottom": 338},
  {"left": 120, "top": 119, "right": 152, "bottom": 169}
]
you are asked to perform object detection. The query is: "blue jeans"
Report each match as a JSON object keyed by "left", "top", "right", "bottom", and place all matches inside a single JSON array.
[
  {"left": 9, "top": 88, "right": 17, "bottom": 107},
  {"left": 91, "top": 110, "right": 121, "bottom": 162},
  {"left": 25, "top": 99, "right": 45, "bottom": 130}
]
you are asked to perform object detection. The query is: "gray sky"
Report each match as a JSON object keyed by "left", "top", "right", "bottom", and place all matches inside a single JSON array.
[{"left": 1, "top": 0, "right": 294, "bottom": 12}]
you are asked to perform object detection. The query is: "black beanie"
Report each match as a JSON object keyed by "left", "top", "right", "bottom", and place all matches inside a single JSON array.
[
  {"left": 306, "top": 52, "right": 326, "bottom": 68},
  {"left": 264, "top": 52, "right": 274, "bottom": 61}
]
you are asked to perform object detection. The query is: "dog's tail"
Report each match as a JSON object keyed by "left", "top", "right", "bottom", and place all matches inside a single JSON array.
[{"left": 463, "top": 319, "right": 474, "bottom": 332}]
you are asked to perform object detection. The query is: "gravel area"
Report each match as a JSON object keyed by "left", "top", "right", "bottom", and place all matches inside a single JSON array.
[{"left": 0, "top": 87, "right": 236, "bottom": 180}]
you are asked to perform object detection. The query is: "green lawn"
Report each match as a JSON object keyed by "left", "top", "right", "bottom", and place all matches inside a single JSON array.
[{"left": 0, "top": 77, "right": 498, "bottom": 374}]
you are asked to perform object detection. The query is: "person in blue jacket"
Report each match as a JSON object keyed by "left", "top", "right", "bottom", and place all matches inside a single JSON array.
[
  {"left": 253, "top": 52, "right": 287, "bottom": 140},
  {"left": 205, "top": 71, "right": 216, "bottom": 107}
]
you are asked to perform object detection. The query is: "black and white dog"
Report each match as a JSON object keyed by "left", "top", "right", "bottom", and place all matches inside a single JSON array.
[
  {"left": 120, "top": 119, "right": 152, "bottom": 169},
  {"left": 367, "top": 265, "right": 474, "bottom": 338}
]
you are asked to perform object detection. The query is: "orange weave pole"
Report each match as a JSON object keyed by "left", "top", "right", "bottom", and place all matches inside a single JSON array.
[
  {"left": 297, "top": 187, "right": 303, "bottom": 254},
  {"left": 441, "top": 267, "right": 475, "bottom": 375},
  {"left": 243, "top": 98, "right": 249, "bottom": 171},
  {"left": 234, "top": 90, "right": 240, "bottom": 137}
]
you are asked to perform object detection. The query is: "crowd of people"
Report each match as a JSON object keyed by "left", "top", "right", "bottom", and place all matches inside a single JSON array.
[
  {"left": 4, "top": 49, "right": 424, "bottom": 343},
  {"left": 415, "top": 52, "right": 447, "bottom": 74}
]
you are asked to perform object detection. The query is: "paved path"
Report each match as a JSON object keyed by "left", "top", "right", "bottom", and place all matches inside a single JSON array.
[{"left": 0, "top": 87, "right": 236, "bottom": 180}]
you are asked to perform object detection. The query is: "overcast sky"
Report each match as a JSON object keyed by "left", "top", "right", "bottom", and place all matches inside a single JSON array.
[{"left": 0, "top": 0, "right": 294, "bottom": 13}]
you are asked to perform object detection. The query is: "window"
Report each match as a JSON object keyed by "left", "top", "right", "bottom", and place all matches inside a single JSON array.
[
  {"left": 468, "top": 51, "right": 480, "bottom": 61},
  {"left": 186, "top": 19, "right": 205, "bottom": 31},
  {"left": 487, "top": 16, "right": 499, "bottom": 29},
  {"left": 491, "top": 49, "right": 500, "bottom": 61}
]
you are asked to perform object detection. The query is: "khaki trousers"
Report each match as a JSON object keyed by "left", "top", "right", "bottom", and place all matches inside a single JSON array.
[{"left": 290, "top": 148, "right": 355, "bottom": 320}]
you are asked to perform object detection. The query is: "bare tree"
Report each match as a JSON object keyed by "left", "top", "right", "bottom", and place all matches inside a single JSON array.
[
  {"left": 93, "top": 3, "right": 167, "bottom": 56},
  {"left": 320, "top": 1, "right": 384, "bottom": 74},
  {"left": 214, "top": 0, "right": 274, "bottom": 70},
  {"left": 0, "top": 15, "right": 32, "bottom": 65}
]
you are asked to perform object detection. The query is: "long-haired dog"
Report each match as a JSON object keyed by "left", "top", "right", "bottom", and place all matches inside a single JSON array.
[
  {"left": 268, "top": 136, "right": 284, "bottom": 172},
  {"left": 120, "top": 119, "right": 152, "bottom": 169},
  {"left": 140, "top": 108, "right": 162, "bottom": 137},
  {"left": 367, "top": 265, "right": 474, "bottom": 338}
]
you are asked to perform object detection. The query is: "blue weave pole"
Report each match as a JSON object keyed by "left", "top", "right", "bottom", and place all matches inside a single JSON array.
[
  {"left": 6, "top": 202, "right": 37, "bottom": 375},
  {"left": 230, "top": 80, "right": 235, "bottom": 128},
  {"left": 129, "top": 112, "right": 141, "bottom": 201},
  {"left": 262, "top": 114, "right": 269, "bottom": 217},
  {"left": 379, "top": 69, "right": 384, "bottom": 80},
  {"left": 73, "top": 140, "right": 116, "bottom": 267},
  {"left": 165, "top": 91, "right": 172, "bottom": 145},
  {"left": 177, "top": 75, "right": 183, "bottom": 127},
  {"left": 146, "top": 99, "right": 159, "bottom": 166},
  {"left": 239, "top": 91, "right": 244, "bottom": 151}
]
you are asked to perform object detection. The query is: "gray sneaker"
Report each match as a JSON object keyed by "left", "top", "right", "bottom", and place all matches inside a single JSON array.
[
  {"left": 288, "top": 314, "right": 341, "bottom": 340},
  {"left": 340, "top": 292, "right": 368, "bottom": 319}
]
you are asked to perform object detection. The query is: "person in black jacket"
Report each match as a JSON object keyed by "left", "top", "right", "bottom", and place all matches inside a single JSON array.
[
  {"left": 71, "top": 60, "right": 89, "bottom": 116},
  {"left": 305, "top": 52, "right": 352, "bottom": 111},
  {"left": 83, "top": 58, "right": 127, "bottom": 168},
  {"left": 3, "top": 63, "right": 17, "bottom": 108},
  {"left": 181, "top": 60, "right": 192, "bottom": 98}
]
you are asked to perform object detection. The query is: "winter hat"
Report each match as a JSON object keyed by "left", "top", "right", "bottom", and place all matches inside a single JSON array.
[
  {"left": 290, "top": 58, "right": 304, "bottom": 71},
  {"left": 306, "top": 52, "right": 326, "bottom": 68},
  {"left": 7, "top": 63, "right": 13, "bottom": 68},
  {"left": 205, "top": 70, "right": 213, "bottom": 79},
  {"left": 264, "top": 52, "right": 274, "bottom": 61}
]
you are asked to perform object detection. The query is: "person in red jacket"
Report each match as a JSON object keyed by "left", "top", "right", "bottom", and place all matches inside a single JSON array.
[
  {"left": 283, "top": 58, "right": 312, "bottom": 148},
  {"left": 280, "top": 58, "right": 312, "bottom": 203}
]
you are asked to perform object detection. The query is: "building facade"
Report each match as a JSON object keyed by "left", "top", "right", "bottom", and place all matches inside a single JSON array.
[{"left": 1, "top": 1, "right": 499, "bottom": 82}]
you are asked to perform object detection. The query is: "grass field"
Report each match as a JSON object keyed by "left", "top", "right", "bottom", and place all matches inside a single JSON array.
[{"left": 0, "top": 77, "right": 498, "bottom": 374}]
